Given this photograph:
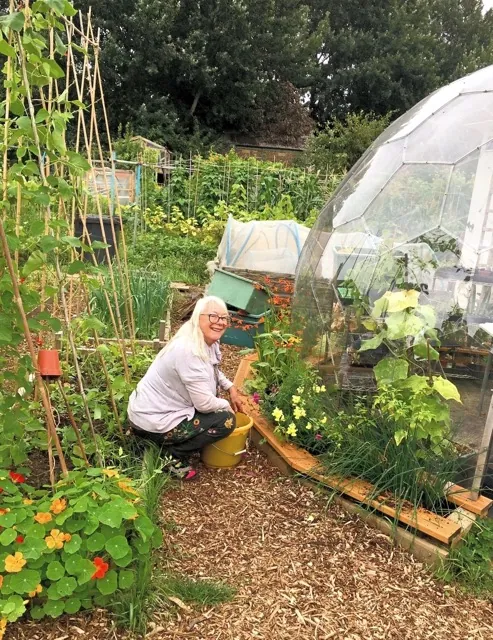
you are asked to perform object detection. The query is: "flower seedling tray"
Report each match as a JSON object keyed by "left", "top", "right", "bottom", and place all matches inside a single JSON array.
[
  {"left": 207, "top": 268, "right": 269, "bottom": 315},
  {"left": 234, "top": 354, "right": 493, "bottom": 564}
]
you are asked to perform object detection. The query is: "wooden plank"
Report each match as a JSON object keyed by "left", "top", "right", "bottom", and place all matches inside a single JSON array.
[{"left": 444, "top": 481, "right": 493, "bottom": 516}]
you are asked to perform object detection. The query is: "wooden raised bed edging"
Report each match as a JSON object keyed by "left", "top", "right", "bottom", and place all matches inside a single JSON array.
[{"left": 234, "top": 354, "right": 493, "bottom": 566}]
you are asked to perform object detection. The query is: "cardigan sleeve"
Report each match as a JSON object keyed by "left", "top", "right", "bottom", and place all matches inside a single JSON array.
[{"left": 178, "top": 357, "right": 232, "bottom": 414}]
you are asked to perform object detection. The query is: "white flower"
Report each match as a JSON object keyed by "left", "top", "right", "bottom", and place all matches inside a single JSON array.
[{"left": 17, "top": 387, "right": 26, "bottom": 398}]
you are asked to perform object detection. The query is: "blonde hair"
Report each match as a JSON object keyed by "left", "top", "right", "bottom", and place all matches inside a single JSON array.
[{"left": 160, "top": 295, "right": 228, "bottom": 361}]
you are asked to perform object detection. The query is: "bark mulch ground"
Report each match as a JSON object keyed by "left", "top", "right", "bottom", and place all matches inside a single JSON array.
[{"left": 158, "top": 451, "right": 493, "bottom": 640}]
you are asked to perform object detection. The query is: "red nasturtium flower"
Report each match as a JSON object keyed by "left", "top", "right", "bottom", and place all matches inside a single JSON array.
[
  {"left": 9, "top": 471, "right": 25, "bottom": 484},
  {"left": 15, "top": 535, "right": 24, "bottom": 544},
  {"left": 92, "top": 557, "right": 109, "bottom": 580}
]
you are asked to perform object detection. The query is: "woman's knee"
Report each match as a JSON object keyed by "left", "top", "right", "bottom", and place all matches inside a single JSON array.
[{"left": 207, "top": 411, "right": 236, "bottom": 437}]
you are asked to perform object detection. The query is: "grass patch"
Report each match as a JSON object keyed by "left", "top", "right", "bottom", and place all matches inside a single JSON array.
[
  {"left": 161, "top": 574, "right": 236, "bottom": 607},
  {"left": 436, "top": 517, "right": 493, "bottom": 596},
  {"left": 112, "top": 443, "right": 171, "bottom": 635}
]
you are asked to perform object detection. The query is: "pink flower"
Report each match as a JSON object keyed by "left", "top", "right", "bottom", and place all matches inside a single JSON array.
[
  {"left": 315, "top": 434, "right": 323, "bottom": 441},
  {"left": 252, "top": 392, "right": 260, "bottom": 405}
]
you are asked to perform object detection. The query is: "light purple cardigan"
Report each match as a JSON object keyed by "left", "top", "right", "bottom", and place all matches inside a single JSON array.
[{"left": 127, "top": 337, "right": 233, "bottom": 433}]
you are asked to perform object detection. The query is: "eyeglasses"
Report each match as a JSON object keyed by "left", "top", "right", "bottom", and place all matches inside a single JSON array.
[{"left": 201, "top": 313, "right": 231, "bottom": 326}]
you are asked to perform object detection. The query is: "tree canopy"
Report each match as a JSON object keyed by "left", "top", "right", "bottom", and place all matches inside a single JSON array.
[{"left": 2, "top": 0, "right": 492, "bottom": 152}]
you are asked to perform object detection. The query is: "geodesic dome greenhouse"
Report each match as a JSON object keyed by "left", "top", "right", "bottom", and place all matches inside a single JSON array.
[{"left": 293, "top": 65, "right": 493, "bottom": 466}]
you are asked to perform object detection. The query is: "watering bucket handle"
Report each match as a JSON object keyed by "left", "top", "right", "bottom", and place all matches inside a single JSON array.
[{"left": 210, "top": 445, "right": 247, "bottom": 457}]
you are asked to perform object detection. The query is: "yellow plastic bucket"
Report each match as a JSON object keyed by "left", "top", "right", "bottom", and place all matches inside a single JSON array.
[{"left": 201, "top": 412, "right": 253, "bottom": 469}]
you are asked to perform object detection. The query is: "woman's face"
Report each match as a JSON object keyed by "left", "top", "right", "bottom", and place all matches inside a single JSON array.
[{"left": 199, "top": 304, "right": 230, "bottom": 345}]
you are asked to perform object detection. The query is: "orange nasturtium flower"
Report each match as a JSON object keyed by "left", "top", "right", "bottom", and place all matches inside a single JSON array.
[
  {"left": 45, "top": 529, "right": 68, "bottom": 550},
  {"left": 0, "top": 509, "right": 9, "bottom": 516},
  {"left": 102, "top": 468, "right": 119, "bottom": 478},
  {"left": 9, "top": 471, "right": 25, "bottom": 484},
  {"left": 0, "top": 618, "right": 6, "bottom": 640},
  {"left": 0, "top": 576, "right": 3, "bottom": 588},
  {"left": 5, "top": 552, "right": 26, "bottom": 573},
  {"left": 28, "top": 584, "right": 43, "bottom": 598},
  {"left": 23, "top": 499, "right": 33, "bottom": 506},
  {"left": 50, "top": 498, "right": 67, "bottom": 515},
  {"left": 117, "top": 481, "right": 139, "bottom": 496},
  {"left": 91, "top": 557, "right": 109, "bottom": 580},
  {"left": 34, "top": 512, "right": 52, "bottom": 524}
]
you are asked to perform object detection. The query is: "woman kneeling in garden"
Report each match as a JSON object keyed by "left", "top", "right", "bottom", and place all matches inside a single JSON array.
[{"left": 128, "top": 295, "right": 243, "bottom": 478}]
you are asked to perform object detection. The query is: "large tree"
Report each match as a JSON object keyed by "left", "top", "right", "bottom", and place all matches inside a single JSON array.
[
  {"left": 74, "top": 0, "right": 321, "bottom": 150},
  {"left": 309, "top": 0, "right": 493, "bottom": 124}
]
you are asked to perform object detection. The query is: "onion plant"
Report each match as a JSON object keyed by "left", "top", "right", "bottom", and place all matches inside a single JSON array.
[{"left": 91, "top": 268, "right": 172, "bottom": 339}]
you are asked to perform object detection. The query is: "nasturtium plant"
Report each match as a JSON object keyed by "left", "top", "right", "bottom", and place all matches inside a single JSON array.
[{"left": 0, "top": 468, "right": 162, "bottom": 625}]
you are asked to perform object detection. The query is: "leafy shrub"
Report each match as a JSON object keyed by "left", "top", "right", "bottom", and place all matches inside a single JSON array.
[
  {"left": 0, "top": 468, "right": 161, "bottom": 625},
  {"left": 300, "top": 111, "right": 392, "bottom": 173}
]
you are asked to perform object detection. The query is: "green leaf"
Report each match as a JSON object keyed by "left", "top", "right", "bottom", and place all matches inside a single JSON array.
[
  {"left": 30, "top": 605, "right": 45, "bottom": 620},
  {"left": 39, "top": 235, "right": 60, "bottom": 253},
  {"left": 134, "top": 514, "right": 155, "bottom": 542},
  {"left": 56, "top": 576, "right": 77, "bottom": 597},
  {"left": 21, "top": 535, "right": 46, "bottom": 560},
  {"left": 119, "top": 570, "right": 135, "bottom": 590},
  {"left": 385, "top": 312, "right": 424, "bottom": 340},
  {"left": 113, "top": 550, "right": 133, "bottom": 567},
  {"left": 1, "top": 594, "right": 26, "bottom": 622},
  {"left": 91, "top": 241, "right": 110, "bottom": 250},
  {"left": 64, "top": 534, "right": 82, "bottom": 554},
  {"left": 86, "top": 532, "right": 105, "bottom": 552},
  {"left": 399, "top": 374, "right": 429, "bottom": 393},
  {"left": 374, "top": 358, "right": 409, "bottom": 386},
  {"left": 66, "top": 260, "right": 87, "bottom": 275},
  {"left": 0, "top": 512, "right": 17, "bottom": 528},
  {"left": 358, "top": 333, "right": 384, "bottom": 352},
  {"left": 61, "top": 235, "right": 83, "bottom": 248},
  {"left": 9, "top": 569, "right": 40, "bottom": 595},
  {"left": 46, "top": 560, "right": 65, "bottom": 581},
  {"left": 96, "top": 569, "right": 118, "bottom": 595},
  {"left": 22, "top": 250, "right": 46, "bottom": 277},
  {"left": 43, "top": 599, "right": 65, "bottom": 618},
  {"left": 0, "top": 528, "right": 17, "bottom": 545},
  {"left": 0, "top": 39, "right": 16, "bottom": 57},
  {"left": 105, "top": 535, "right": 131, "bottom": 560},
  {"left": 42, "top": 58, "right": 65, "bottom": 79},
  {"left": 66, "top": 151, "right": 91, "bottom": 172},
  {"left": 97, "top": 503, "right": 123, "bottom": 529},
  {"left": 384, "top": 290, "right": 420, "bottom": 313},
  {"left": 394, "top": 429, "right": 408, "bottom": 446},
  {"left": 64, "top": 597, "right": 81, "bottom": 614},
  {"left": 413, "top": 342, "right": 439, "bottom": 361},
  {"left": 432, "top": 377, "right": 461, "bottom": 403},
  {"left": 0, "top": 12, "right": 25, "bottom": 33}
]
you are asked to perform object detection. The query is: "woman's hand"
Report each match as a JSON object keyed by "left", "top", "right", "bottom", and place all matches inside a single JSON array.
[{"left": 228, "top": 386, "right": 244, "bottom": 413}]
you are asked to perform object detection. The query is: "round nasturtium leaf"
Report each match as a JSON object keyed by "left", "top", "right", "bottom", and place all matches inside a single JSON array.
[
  {"left": 86, "top": 532, "right": 105, "bottom": 552},
  {"left": 46, "top": 583, "right": 62, "bottom": 601},
  {"left": 46, "top": 560, "right": 65, "bottom": 581},
  {"left": 0, "top": 528, "right": 18, "bottom": 546},
  {"left": 97, "top": 504, "right": 123, "bottom": 529},
  {"left": 56, "top": 576, "right": 77, "bottom": 597},
  {"left": 64, "top": 597, "right": 82, "bottom": 614},
  {"left": 3, "top": 594, "right": 26, "bottom": 622},
  {"left": 24, "top": 523, "right": 45, "bottom": 538},
  {"left": 64, "top": 534, "right": 82, "bottom": 554},
  {"left": 105, "top": 535, "right": 131, "bottom": 560},
  {"left": 96, "top": 569, "right": 118, "bottom": 596},
  {"left": 21, "top": 536, "right": 48, "bottom": 560},
  {"left": 30, "top": 605, "right": 45, "bottom": 620},
  {"left": 0, "top": 512, "right": 17, "bottom": 528},
  {"left": 113, "top": 551, "right": 133, "bottom": 568},
  {"left": 118, "top": 570, "right": 135, "bottom": 590},
  {"left": 9, "top": 569, "right": 41, "bottom": 595},
  {"left": 43, "top": 599, "right": 65, "bottom": 618}
]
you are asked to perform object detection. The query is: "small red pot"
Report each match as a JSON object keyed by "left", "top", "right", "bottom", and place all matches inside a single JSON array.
[{"left": 38, "top": 349, "right": 62, "bottom": 380}]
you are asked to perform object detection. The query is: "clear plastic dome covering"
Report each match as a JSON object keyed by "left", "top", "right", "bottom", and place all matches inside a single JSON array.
[{"left": 293, "top": 65, "right": 493, "bottom": 457}]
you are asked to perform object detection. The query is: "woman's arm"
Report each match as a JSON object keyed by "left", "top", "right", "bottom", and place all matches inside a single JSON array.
[{"left": 179, "top": 360, "right": 232, "bottom": 414}]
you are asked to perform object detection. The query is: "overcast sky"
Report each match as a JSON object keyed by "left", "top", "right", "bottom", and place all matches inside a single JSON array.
[{"left": 484, "top": 0, "right": 493, "bottom": 12}]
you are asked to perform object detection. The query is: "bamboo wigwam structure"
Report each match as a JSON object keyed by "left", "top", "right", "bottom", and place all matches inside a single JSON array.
[{"left": 0, "top": 1, "right": 141, "bottom": 480}]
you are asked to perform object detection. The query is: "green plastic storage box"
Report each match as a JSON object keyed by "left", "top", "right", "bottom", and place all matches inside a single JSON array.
[
  {"left": 221, "top": 311, "right": 267, "bottom": 348},
  {"left": 207, "top": 269, "right": 269, "bottom": 315}
]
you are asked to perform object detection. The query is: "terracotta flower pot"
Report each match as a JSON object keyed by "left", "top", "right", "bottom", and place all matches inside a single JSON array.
[{"left": 38, "top": 349, "right": 62, "bottom": 380}]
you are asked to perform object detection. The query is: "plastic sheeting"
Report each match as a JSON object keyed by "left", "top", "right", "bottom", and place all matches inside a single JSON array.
[{"left": 213, "top": 216, "right": 310, "bottom": 275}]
